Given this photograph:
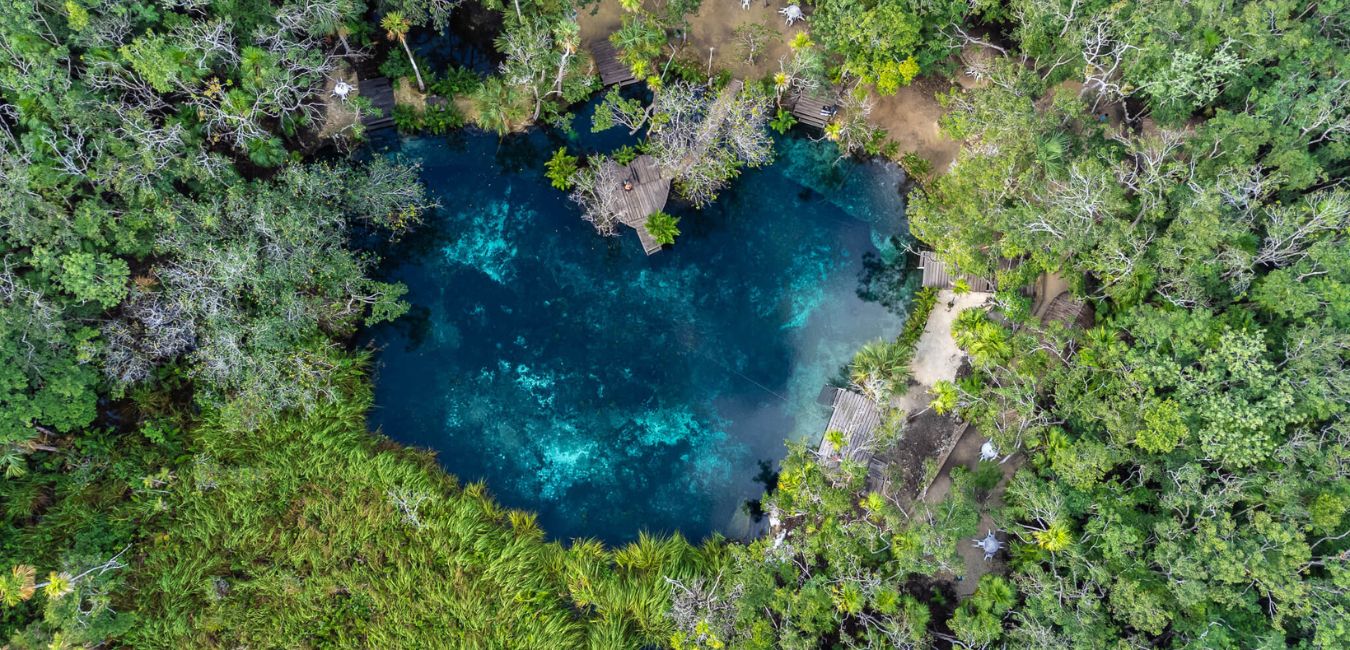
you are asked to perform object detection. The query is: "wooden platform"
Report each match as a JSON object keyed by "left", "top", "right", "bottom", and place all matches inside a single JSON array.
[
  {"left": 359, "top": 77, "right": 396, "bottom": 130},
  {"left": 918, "top": 251, "right": 998, "bottom": 293},
  {"left": 610, "top": 155, "right": 671, "bottom": 255},
  {"left": 1039, "top": 292, "right": 1094, "bottom": 329},
  {"left": 817, "top": 387, "right": 882, "bottom": 465},
  {"left": 785, "top": 92, "right": 833, "bottom": 129},
  {"left": 591, "top": 39, "right": 638, "bottom": 87}
]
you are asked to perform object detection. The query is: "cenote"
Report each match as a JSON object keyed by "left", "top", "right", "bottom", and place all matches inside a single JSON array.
[{"left": 361, "top": 107, "right": 920, "bottom": 545}]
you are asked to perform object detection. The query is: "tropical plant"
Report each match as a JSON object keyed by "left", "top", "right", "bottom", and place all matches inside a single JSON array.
[
  {"left": 645, "top": 211, "right": 681, "bottom": 246},
  {"left": 769, "top": 108, "right": 797, "bottom": 134},
  {"left": 382, "top": 11, "right": 425, "bottom": 91},
  {"left": 546, "top": 148, "right": 580, "bottom": 190},
  {"left": 849, "top": 339, "right": 912, "bottom": 403}
]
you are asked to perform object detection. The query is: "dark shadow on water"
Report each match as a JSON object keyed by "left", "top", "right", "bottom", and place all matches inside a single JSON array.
[
  {"left": 857, "top": 239, "right": 921, "bottom": 316},
  {"left": 408, "top": 3, "right": 503, "bottom": 74}
]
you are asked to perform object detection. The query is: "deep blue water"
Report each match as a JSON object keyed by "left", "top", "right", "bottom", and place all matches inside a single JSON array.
[{"left": 363, "top": 119, "right": 918, "bottom": 545}]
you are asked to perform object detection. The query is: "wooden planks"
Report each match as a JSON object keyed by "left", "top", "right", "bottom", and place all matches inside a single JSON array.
[
  {"left": 609, "top": 155, "right": 671, "bottom": 255},
  {"left": 591, "top": 39, "right": 638, "bottom": 87},
  {"left": 817, "top": 387, "right": 882, "bottom": 465},
  {"left": 785, "top": 91, "right": 833, "bottom": 129},
  {"left": 359, "top": 77, "right": 396, "bottom": 130},
  {"left": 918, "top": 251, "right": 998, "bottom": 293}
]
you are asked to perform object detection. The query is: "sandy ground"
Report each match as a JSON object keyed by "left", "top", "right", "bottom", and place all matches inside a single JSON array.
[
  {"left": 578, "top": 1, "right": 796, "bottom": 81},
  {"left": 887, "top": 289, "right": 1024, "bottom": 599},
  {"left": 317, "top": 63, "right": 361, "bottom": 140},
  {"left": 394, "top": 76, "right": 428, "bottom": 111},
  {"left": 868, "top": 74, "right": 962, "bottom": 174},
  {"left": 893, "top": 290, "right": 992, "bottom": 414},
  {"left": 575, "top": 1, "right": 961, "bottom": 171}
]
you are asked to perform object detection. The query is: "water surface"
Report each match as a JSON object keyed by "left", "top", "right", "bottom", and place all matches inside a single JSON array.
[{"left": 364, "top": 124, "right": 916, "bottom": 544}]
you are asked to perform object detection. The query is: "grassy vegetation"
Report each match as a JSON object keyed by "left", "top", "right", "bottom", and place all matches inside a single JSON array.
[{"left": 127, "top": 358, "right": 711, "bottom": 648}]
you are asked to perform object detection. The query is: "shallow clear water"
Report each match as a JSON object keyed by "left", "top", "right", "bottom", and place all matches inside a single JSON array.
[{"left": 363, "top": 119, "right": 918, "bottom": 544}]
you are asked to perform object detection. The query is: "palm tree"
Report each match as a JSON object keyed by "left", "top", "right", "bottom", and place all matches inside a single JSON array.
[
  {"left": 952, "top": 307, "right": 988, "bottom": 349},
  {"left": 849, "top": 340, "right": 911, "bottom": 403},
  {"left": 645, "top": 211, "right": 680, "bottom": 246},
  {"left": 473, "top": 77, "right": 527, "bottom": 135},
  {"left": 381, "top": 11, "right": 424, "bottom": 92}
]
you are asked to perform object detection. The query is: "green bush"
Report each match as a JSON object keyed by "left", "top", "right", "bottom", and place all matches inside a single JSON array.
[
  {"left": 545, "top": 148, "right": 579, "bottom": 190},
  {"left": 770, "top": 109, "right": 797, "bottom": 134},
  {"left": 645, "top": 211, "right": 681, "bottom": 246},
  {"left": 429, "top": 66, "right": 483, "bottom": 97}
]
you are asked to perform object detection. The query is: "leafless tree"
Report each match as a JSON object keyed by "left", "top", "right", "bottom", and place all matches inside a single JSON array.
[
  {"left": 387, "top": 487, "right": 433, "bottom": 529},
  {"left": 666, "top": 575, "right": 742, "bottom": 644},
  {"left": 1078, "top": 15, "right": 1135, "bottom": 116},
  {"left": 568, "top": 157, "right": 629, "bottom": 236},
  {"left": 649, "top": 81, "right": 772, "bottom": 207},
  {"left": 1254, "top": 190, "right": 1349, "bottom": 268},
  {"left": 101, "top": 286, "right": 197, "bottom": 386}
]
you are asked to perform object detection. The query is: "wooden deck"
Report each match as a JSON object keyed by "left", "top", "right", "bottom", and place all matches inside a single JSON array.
[
  {"left": 918, "top": 251, "right": 998, "bottom": 293},
  {"left": 1040, "top": 292, "right": 1094, "bottom": 329},
  {"left": 359, "top": 77, "right": 396, "bottom": 130},
  {"left": 591, "top": 39, "right": 638, "bottom": 87},
  {"left": 785, "top": 92, "right": 833, "bottom": 129},
  {"left": 817, "top": 387, "right": 882, "bottom": 465},
  {"left": 610, "top": 155, "right": 671, "bottom": 255}
]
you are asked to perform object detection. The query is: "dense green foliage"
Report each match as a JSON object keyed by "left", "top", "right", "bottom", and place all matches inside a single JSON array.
[
  {"left": 668, "top": 445, "right": 978, "bottom": 649},
  {"left": 809, "top": 0, "right": 968, "bottom": 93},
  {"left": 131, "top": 360, "right": 709, "bottom": 648},
  {"left": 3, "top": 0, "right": 1347, "bottom": 647},
  {"left": 905, "top": 1, "right": 1350, "bottom": 647},
  {"left": 0, "top": 0, "right": 427, "bottom": 446}
]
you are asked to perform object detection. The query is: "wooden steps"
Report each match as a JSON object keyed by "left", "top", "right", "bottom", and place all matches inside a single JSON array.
[
  {"left": 785, "top": 92, "right": 833, "bottom": 129},
  {"left": 918, "top": 251, "right": 998, "bottom": 293},
  {"left": 359, "top": 77, "right": 396, "bottom": 130},
  {"left": 591, "top": 39, "right": 638, "bottom": 87}
]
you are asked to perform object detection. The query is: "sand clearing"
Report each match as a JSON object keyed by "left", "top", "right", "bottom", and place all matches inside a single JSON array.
[
  {"left": 867, "top": 74, "right": 962, "bottom": 174},
  {"left": 578, "top": 1, "right": 797, "bottom": 81},
  {"left": 576, "top": 1, "right": 963, "bottom": 173}
]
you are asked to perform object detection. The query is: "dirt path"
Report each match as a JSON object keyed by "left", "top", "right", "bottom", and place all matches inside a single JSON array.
[
  {"left": 893, "top": 290, "right": 992, "bottom": 415},
  {"left": 317, "top": 63, "right": 361, "bottom": 140},
  {"left": 922, "top": 423, "right": 1023, "bottom": 597}
]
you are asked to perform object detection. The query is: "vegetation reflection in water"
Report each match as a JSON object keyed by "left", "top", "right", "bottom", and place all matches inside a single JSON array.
[{"left": 363, "top": 126, "right": 917, "bottom": 543}]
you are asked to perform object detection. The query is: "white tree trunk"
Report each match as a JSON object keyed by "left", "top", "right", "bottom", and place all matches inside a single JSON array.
[{"left": 400, "top": 38, "right": 425, "bottom": 91}]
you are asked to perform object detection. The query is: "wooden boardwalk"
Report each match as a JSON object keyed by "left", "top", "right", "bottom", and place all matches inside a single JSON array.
[
  {"left": 591, "top": 39, "right": 638, "bottom": 87},
  {"left": 610, "top": 155, "right": 670, "bottom": 255},
  {"left": 785, "top": 91, "right": 833, "bottom": 129},
  {"left": 817, "top": 387, "right": 882, "bottom": 466},
  {"left": 359, "top": 77, "right": 396, "bottom": 130},
  {"left": 1040, "top": 292, "right": 1094, "bottom": 329},
  {"left": 918, "top": 251, "right": 998, "bottom": 293}
]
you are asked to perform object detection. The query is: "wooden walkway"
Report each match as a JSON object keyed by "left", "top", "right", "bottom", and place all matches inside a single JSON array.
[
  {"left": 817, "top": 387, "right": 882, "bottom": 466},
  {"left": 918, "top": 251, "right": 998, "bottom": 293},
  {"left": 591, "top": 39, "right": 638, "bottom": 87},
  {"left": 610, "top": 155, "right": 670, "bottom": 255},
  {"left": 359, "top": 77, "right": 396, "bottom": 130},
  {"left": 784, "top": 91, "right": 833, "bottom": 129},
  {"left": 1040, "top": 292, "right": 1094, "bottom": 329}
]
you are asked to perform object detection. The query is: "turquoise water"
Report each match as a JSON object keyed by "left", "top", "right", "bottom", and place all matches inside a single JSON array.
[{"left": 363, "top": 121, "right": 917, "bottom": 544}]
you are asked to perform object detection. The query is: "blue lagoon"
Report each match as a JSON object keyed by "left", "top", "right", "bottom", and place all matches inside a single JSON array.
[{"left": 362, "top": 123, "right": 918, "bottom": 544}]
